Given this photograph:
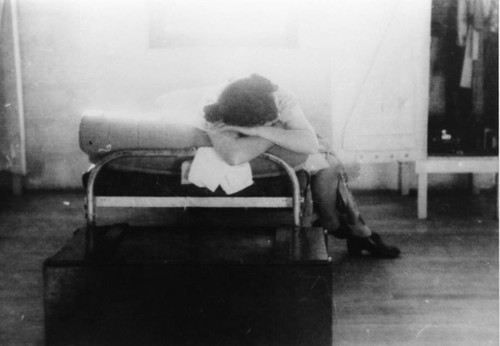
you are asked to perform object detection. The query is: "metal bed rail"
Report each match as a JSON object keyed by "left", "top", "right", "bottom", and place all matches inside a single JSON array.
[{"left": 85, "top": 149, "right": 304, "bottom": 255}]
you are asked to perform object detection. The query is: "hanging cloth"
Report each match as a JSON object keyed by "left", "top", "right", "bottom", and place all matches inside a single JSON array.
[{"left": 457, "top": 0, "right": 495, "bottom": 120}]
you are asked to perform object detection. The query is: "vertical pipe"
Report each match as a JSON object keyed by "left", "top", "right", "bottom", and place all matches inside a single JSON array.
[
  {"left": 10, "top": 0, "right": 26, "bottom": 175},
  {"left": 418, "top": 171, "right": 428, "bottom": 219}
]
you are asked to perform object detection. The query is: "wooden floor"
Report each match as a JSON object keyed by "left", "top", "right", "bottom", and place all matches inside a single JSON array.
[{"left": 0, "top": 189, "right": 498, "bottom": 346}]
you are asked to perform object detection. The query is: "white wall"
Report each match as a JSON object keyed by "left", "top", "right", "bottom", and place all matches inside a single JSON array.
[
  {"left": 12, "top": 0, "right": 495, "bottom": 190},
  {"left": 19, "top": 0, "right": 334, "bottom": 188}
]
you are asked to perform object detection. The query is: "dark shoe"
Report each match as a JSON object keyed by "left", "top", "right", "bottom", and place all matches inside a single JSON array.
[{"left": 347, "top": 232, "right": 400, "bottom": 258}]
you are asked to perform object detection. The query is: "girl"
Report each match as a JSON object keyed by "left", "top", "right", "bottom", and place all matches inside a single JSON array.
[{"left": 204, "top": 74, "right": 400, "bottom": 258}]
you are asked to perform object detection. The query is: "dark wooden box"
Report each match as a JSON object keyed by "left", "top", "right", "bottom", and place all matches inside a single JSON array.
[{"left": 44, "top": 225, "right": 333, "bottom": 346}]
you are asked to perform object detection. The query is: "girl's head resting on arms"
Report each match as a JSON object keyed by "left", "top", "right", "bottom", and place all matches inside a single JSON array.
[{"left": 204, "top": 74, "right": 279, "bottom": 127}]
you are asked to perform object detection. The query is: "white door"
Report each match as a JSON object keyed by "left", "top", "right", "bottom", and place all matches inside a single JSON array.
[{"left": 330, "top": 0, "right": 432, "bottom": 164}]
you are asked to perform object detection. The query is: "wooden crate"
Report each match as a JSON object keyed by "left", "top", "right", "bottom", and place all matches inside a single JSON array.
[{"left": 44, "top": 225, "right": 333, "bottom": 346}]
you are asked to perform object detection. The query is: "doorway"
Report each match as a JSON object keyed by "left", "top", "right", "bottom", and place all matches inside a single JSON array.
[{"left": 428, "top": 0, "right": 498, "bottom": 156}]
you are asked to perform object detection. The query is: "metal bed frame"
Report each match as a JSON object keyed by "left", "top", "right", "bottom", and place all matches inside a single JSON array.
[{"left": 84, "top": 149, "right": 310, "bottom": 256}]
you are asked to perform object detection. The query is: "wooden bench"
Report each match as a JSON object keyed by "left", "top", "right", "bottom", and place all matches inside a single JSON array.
[{"left": 416, "top": 156, "right": 499, "bottom": 219}]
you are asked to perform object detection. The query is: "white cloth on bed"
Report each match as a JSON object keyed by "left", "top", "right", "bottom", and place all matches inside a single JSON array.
[{"left": 187, "top": 147, "right": 253, "bottom": 195}]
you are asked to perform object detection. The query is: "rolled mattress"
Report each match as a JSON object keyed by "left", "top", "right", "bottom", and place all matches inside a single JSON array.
[{"left": 79, "top": 110, "right": 308, "bottom": 177}]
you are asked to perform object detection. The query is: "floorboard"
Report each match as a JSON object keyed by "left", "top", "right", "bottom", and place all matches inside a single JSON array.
[{"left": 0, "top": 189, "right": 497, "bottom": 345}]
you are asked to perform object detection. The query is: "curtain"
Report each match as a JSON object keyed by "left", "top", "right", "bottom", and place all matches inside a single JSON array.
[
  {"left": 458, "top": 0, "right": 498, "bottom": 123},
  {"left": 0, "top": 0, "right": 26, "bottom": 176}
]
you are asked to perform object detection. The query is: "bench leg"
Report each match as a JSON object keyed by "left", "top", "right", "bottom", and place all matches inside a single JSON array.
[
  {"left": 398, "top": 162, "right": 411, "bottom": 196},
  {"left": 418, "top": 172, "right": 428, "bottom": 219},
  {"left": 470, "top": 174, "right": 481, "bottom": 195}
]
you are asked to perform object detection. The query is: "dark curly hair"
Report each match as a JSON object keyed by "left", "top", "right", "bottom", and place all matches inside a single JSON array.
[{"left": 204, "top": 74, "right": 279, "bottom": 127}]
